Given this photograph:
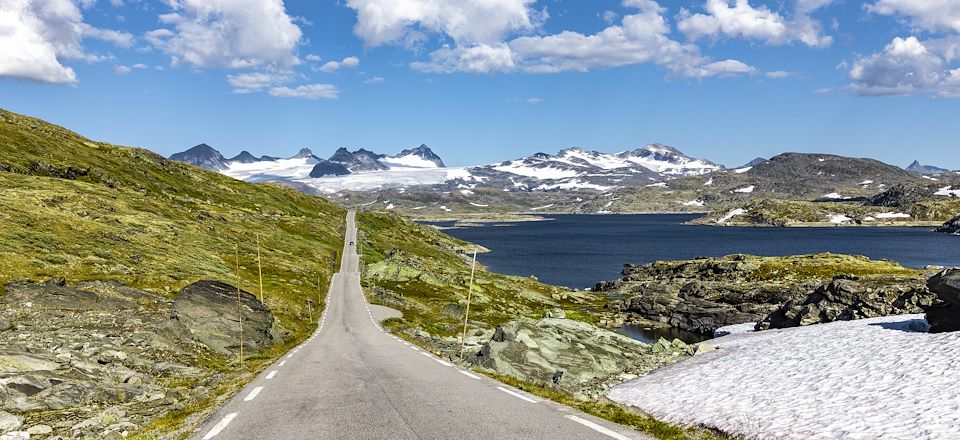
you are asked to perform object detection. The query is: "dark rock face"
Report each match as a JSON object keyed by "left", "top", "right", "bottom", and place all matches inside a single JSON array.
[
  {"left": 228, "top": 151, "right": 260, "bottom": 163},
  {"left": 756, "top": 279, "right": 933, "bottom": 330},
  {"left": 172, "top": 281, "right": 275, "bottom": 356},
  {"left": 327, "top": 147, "right": 388, "bottom": 172},
  {"left": 936, "top": 215, "right": 960, "bottom": 235},
  {"left": 868, "top": 184, "right": 937, "bottom": 207},
  {"left": 906, "top": 160, "right": 949, "bottom": 175},
  {"left": 169, "top": 143, "right": 227, "bottom": 171},
  {"left": 309, "top": 160, "right": 351, "bottom": 177},
  {"left": 922, "top": 269, "right": 960, "bottom": 332},
  {"left": 390, "top": 144, "right": 446, "bottom": 167}
]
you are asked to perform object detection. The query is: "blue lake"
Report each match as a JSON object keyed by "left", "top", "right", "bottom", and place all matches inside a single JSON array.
[{"left": 428, "top": 214, "right": 960, "bottom": 289}]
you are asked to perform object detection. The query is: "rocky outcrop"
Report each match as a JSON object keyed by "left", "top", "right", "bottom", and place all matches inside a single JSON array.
[
  {"left": 756, "top": 278, "right": 933, "bottom": 330},
  {"left": 172, "top": 281, "right": 275, "bottom": 356},
  {"left": 596, "top": 254, "right": 926, "bottom": 334},
  {"left": 469, "top": 318, "right": 690, "bottom": 398},
  {"left": 0, "top": 278, "right": 277, "bottom": 438},
  {"left": 936, "top": 215, "right": 960, "bottom": 235},
  {"left": 922, "top": 269, "right": 960, "bottom": 332}
]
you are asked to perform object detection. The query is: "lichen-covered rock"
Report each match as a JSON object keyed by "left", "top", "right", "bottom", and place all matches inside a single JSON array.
[
  {"left": 469, "top": 318, "right": 687, "bottom": 398},
  {"left": 172, "top": 281, "right": 274, "bottom": 356},
  {"left": 922, "top": 269, "right": 960, "bottom": 332},
  {"left": 756, "top": 278, "right": 933, "bottom": 330}
]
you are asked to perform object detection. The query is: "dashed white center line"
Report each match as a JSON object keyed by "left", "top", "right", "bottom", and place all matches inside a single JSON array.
[
  {"left": 265, "top": 370, "right": 278, "bottom": 380},
  {"left": 286, "top": 354, "right": 293, "bottom": 359},
  {"left": 201, "top": 412, "right": 237, "bottom": 440},
  {"left": 244, "top": 386, "right": 263, "bottom": 402},
  {"left": 434, "top": 359, "right": 453, "bottom": 367},
  {"left": 410, "top": 346, "right": 419, "bottom": 351},
  {"left": 496, "top": 386, "right": 537, "bottom": 403},
  {"left": 565, "top": 415, "right": 633, "bottom": 440},
  {"left": 459, "top": 370, "right": 481, "bottom": 380},
  {"left": 279, "top": 360, "right": 286, "bottom": 367}
]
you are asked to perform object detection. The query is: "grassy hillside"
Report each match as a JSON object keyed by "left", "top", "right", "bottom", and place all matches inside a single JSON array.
[
  {"left": 356, "top": 211, "right": 606, "bottom": 336},
  {"left": 0, "top": 109, "right": 345, "bottom": 315},
  {"left": 0, "top": 109, "right": 348, "bottom": 437}
]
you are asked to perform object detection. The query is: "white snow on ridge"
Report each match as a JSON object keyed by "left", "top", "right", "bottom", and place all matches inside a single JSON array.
[
  {"left": 734, "top": 185, "right": 755, "bottom": 193},
  {"left": 492, "top": 163, "right": 580, "bottom": 179},
  {"left": 381, "top": 154, "right": 440, "bottom": 169},
  {"left": 823, "top": 192, "right": 844, "bottom": 199},
  {"left": 295, "top": 168, "right": 471, "bottom": 193},
  {"left": 608, "top": 315, "right": 960, "bottom": 440},
  {"left": 876, "top": 212, "right": 911, "bottom": 219},
  {"left": 732, "top": 166, "right": 752, "bottom": 174},
  {"left": 223, "top": 157, "right": 318, "bottom": 182},
  {"left": 534, "top": 179, "right": 612, "bottom": 191},
  {"left": 718, "top": 208, "right": 746, "bottom": 223}
]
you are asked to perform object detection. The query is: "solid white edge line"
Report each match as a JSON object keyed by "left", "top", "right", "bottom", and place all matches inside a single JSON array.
[
  {"left": 265, "top": 370, "right": 277, "bottom": 380},
  {"left": 459, "top": 370, "right": 481, "bottom": 379},
  {"left": 565, "top": 415, "right": 633, "bottom": 440},
  {"left": 496, "top": 386, "right": 537, "bottom": 403},
  {"left": 244, "top": 386, "right": 263, "bottom": 402},
  {"left": 202, "top": 412, "right": 237, "bottom": 440},
  {"left": 410, "top": 346, "right": 419, "bottom": 351},
  {"left": 420, "top": 352, "right": 431, "bottom": 357}
]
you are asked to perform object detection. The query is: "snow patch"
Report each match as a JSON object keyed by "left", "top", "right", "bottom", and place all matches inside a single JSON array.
[
  {"left": 875, "top": 212, "right": 911, "bottom": 219},
  {"left": 469, "top": 202, "right": 489, "bottom": 208},
  {"left": 935, "top": 186, "right": 960, "bottom": 197},
  {"left": 681, "top": 200, "right": 705, "bottom": 207},
  {"left": 704, "top": 177, "right": 714, "bottom": 186},
  {"left": 733, "top": 167, "right": 752, "bottom": 174},
  {"left": 646, "top": 182, "right": 668, "bottom": 188},
  {"left": 608, "top": 315, "right": 956, "bottom": 440},
  {"left": 718, "top": 208, "right": 746, "bottom": 223},
  {"left": 733, "top": 185, "right": 755, "bottom": 194},
  {"left": 529, "top": 204, "right": 555, "bottom": 211},
  {"left": 828, "top": 214, "right": 852, "bottom": 223}
]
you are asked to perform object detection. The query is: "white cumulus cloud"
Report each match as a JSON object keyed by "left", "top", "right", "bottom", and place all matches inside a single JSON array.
[
  {"left": 678, "top": 0, "right": 835, "bottom": 48},
  {"left": 869, "top": 0, "right": 960, "bottom": 33},
  {"left": 0, "top": 0, "right": 132, "bottom": 84},
  {"left": 227, "top": 71, "right": 293, "bottom": 94},
  {"left": 847, "top": 35, "right": 960, "bottom": 98},
  {"left": 147, "top": 0, "right": 302, "bottom": 70},
  {"left": 269, "top": 83, "right": 340, "bottom": 100},
  {"left": 318, "top": 56, "right": 360, "bottom": 73}
]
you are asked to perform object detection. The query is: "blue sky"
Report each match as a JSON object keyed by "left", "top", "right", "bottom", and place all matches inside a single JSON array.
[{"left": 1, "top": 0, "right": 959, "bottom": 168}]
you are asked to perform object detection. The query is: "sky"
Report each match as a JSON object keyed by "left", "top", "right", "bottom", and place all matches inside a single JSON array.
[{"left": 1, "top": 0, "right": 959, "bottom": 169}]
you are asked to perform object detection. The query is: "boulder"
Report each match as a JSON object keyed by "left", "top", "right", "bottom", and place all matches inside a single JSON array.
[
  {"left": 0, "top": 412, "right": 22, "bottom": 433},
  {"left": 936, "top": 215, "right": 960, "bottom": 235},
  {"left": 757, "top": 279, "right": 933, "bottom": 330},
  {"left": 922, "top": 269, "right": 960, "bottom": 332},
  {"left": 172, "top": 281, "right": 275, "bottom": 356},
  {"left": 470, "top": 318, "right": 684, "bottom": 395}
]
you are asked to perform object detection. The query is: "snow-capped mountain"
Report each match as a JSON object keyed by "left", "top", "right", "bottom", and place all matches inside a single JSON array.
[{"left": 169, "top": 143, "right": 721, "bottom": 194}]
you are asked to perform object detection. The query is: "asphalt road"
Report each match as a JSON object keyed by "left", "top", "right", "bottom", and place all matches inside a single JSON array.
[{"left": 191, "top": 211, "right": 650, "bottom": 440}]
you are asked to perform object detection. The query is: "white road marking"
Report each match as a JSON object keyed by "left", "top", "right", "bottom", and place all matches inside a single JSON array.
[
  {"left": 293, "top": 349, "right": 299, "bottom": 353},
  {"left": 420, "top": 352, "right": 432, "bottom": 358},
  {"left": 286, "top": 354, "right": 293, "bottom": 359},
  {"left": 279, "top": 360, "right": 286, "bottom": 367},
  {"left": 459, "top": 370, "right": 481, "bottom": 380},
  {"left": 497, "top": 387, "right": 537, "bottom": 403},
  {"left": 410, "top": 346, "right": 419, "bottom": 351},
  {"left": 435, "top": 359, "right": 453, "bottom": 367},
  {"left": 244, "top": 386, "right": 263, "bottom": 402},
  {"left": 403, "top": 342, "right": 410, "bottom": 346},
  {"left": 565, "top": 415, "right": 633, "bottom": 440},
  {"left": 202, "top": 412, "right": 237, "bottom": 440},
  {"left": 266, "top": 370, "right": 278, "bottom": 380}
]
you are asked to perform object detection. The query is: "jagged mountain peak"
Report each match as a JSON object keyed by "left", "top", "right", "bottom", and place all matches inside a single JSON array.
[
  {"left": 229, "top": 151, "right": 260, "bottom": 163},
  {"left": 387, "top": 144, "right": 445, "bottom": 168},
  {"left": 292, "top": 148, "right": 315, "bottom": 159},
  {"left": 169, "top": 143, "right": 227, "bottom": 171},
  {"left": 906, "top": 160, "right": 949, "bottom": 174}
]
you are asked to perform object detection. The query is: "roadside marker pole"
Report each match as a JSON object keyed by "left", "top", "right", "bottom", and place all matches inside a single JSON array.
[
  {"left": 235, "top": 244, "right": 244, "bottom": 368},
  {"left": 459, "top": 249, "right": 478, "bottom": 360},
  {"left": 256, "top": 233, "right": 265, "bottom": 304}
]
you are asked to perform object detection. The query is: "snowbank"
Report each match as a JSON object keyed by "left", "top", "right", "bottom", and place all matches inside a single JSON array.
[{"left": 608, "top": 315, "right": 960, "bottom": 439}]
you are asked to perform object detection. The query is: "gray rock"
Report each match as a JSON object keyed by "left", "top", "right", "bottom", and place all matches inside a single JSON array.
[
  {"left": 26, "top": 424, "right": 53, "bottom": 435},
  {"left": 172, "top": 280, "right": 275, "bottom": 355},
  {"left": 0, "top": 411, "right": 22, "bottom": 433},
  {"left": 935, "top": 215, "right": 960, "bottom": 235},
  {"left": 471, "top": 318, "right": 681, "bottom": 394},
  {"left": 922, "top": 269, "right": 960, "bottom": 332},
  {"left": 757, "top": 279, "right": 933, "bottom": 330},
  {"left": 543, "top": 308, "right": 566, "bottom": 319}
]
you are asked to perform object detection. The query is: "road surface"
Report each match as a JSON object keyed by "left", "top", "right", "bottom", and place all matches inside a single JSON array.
[{"left": 192, "top": 211, "right": 650, "bottom": 440}]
